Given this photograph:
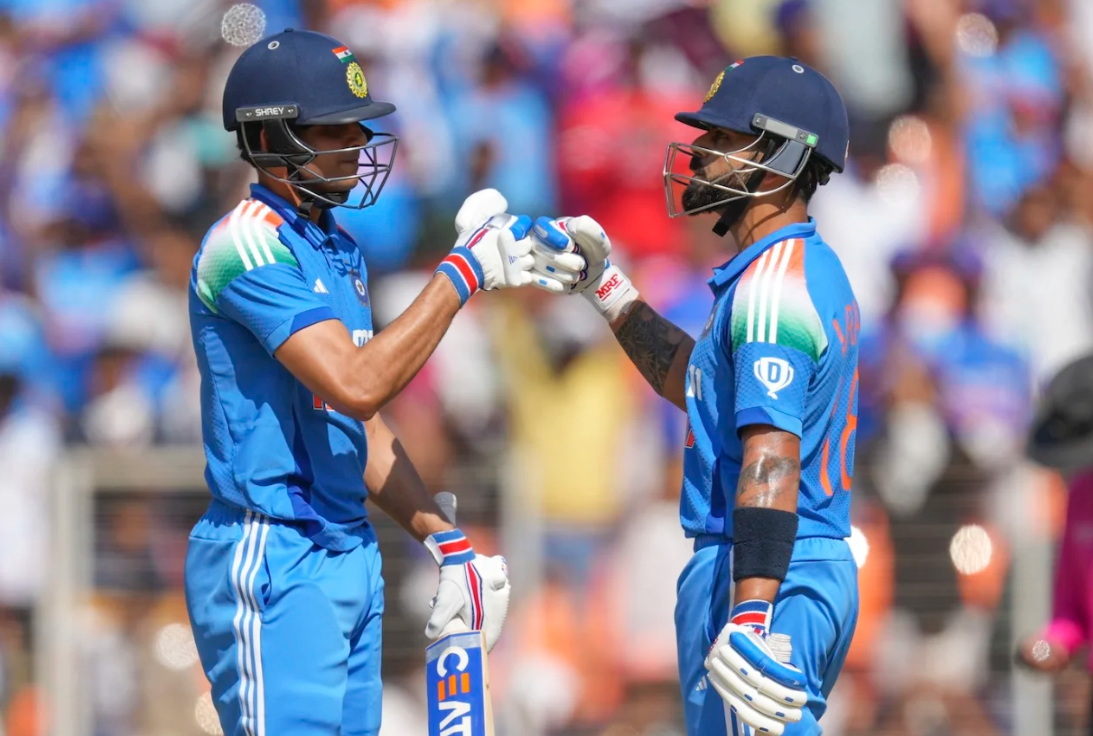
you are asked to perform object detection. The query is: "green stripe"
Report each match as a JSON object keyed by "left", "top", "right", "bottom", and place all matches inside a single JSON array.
[
  {"left": 730, "top": 275, "right": 826, "bottom": 362},
  {"left": 196, "top": 221, "right": 298, "bottom": 312}
]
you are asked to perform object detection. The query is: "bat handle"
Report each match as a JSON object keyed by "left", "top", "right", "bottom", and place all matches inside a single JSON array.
[{"left": 435, "top": 492, "right": 458, "bottom": 526}]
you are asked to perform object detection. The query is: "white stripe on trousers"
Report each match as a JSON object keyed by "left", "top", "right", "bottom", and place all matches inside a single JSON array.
[{"left": 230, "top": 511, "right": 269, "bottom": 736}]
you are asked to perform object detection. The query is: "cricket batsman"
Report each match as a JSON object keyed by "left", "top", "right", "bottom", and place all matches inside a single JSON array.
[
  {"left": 183, "top": 29, "right": 566, "bottom": 735},
  {"left": 530, "top": 57, "right": 859, "bottom": 735}
]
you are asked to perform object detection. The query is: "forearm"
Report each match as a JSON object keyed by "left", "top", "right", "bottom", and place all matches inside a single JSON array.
[
  {"left": 733, "top": 427, "right": 801, "bottom": 607},
  {"left": 363, "top": 413, "right": 455, "bottom": 542},
  {"left": 350, "top": 276, "right": 462, "bottom": 415},
  {"left": 610, "top": 299, "right": 694, "bottom": 411}
]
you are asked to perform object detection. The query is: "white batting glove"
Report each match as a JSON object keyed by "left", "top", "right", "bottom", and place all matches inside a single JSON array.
[
  {"left": 436, "top": 189, "right": 536, "bottom": 303},
  {"left": 705, "top": 601, "right": 806, "bottom": 736},
  {"left": 424, "top": 529, "right": 511, "bottom": 652},
  {"left": 530, "top": 215, "right": 639, "bottom": 322}
]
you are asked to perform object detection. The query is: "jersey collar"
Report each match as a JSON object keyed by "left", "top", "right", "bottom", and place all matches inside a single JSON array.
[
  {"left": 707, "top": 218, "right": 817, "bottom": 291},
  {"left": 249, "top": 184, "right": 339, "bottom": 245}
]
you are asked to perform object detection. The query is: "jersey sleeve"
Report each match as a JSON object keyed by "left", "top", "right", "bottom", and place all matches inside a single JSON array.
[
  {"left": 728, "top": 241, "right": 827, "bottom": 437},
  {"left": 195, "top": 218, "right": 334, "bottom": 355}
]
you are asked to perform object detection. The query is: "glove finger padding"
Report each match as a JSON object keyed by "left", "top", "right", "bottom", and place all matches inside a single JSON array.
[
  {"left": 707, "top": 678, "right": 786, "bottom": 736},
  {"left": 532, "top": 217, "right": 607, "bottom": 294},
  {"left": 529, "top": 270, "right": 571, "bottom": 295},
  {"left": 723, "top": 631, "right": 807, "bottom": 706},
  {"left": 707, "top": 657, "right": 803, "bottom": 723},
  {"left": 531, "top": 251, "right": 581, "bottom": 285},
  {"left": 456, "top": 189, "right": 509, "bottom": 234},
  {"left": 531, "top": 243, "right": 587, "bottom": 275}
]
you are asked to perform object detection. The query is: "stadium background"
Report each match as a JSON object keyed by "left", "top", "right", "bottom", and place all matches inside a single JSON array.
[{"left": 0, "top": 0, "right": 1087, "bottom": 733}]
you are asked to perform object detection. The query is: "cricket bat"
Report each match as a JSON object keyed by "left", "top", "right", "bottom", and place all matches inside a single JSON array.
[{"left": 426, "top": 493, "right": 495, "bottom": 736}]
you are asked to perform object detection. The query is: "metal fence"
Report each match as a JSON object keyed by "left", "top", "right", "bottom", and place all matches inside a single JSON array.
[{"left": 35, "top": 447, "right": 1071, "bottom": 736}]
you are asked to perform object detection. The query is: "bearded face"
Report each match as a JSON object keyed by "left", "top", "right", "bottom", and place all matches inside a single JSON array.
[{"left": 680, "top": 157, "right": 757, "bottom": 215}]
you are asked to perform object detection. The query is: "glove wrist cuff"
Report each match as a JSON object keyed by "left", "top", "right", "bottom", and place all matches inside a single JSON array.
[
  {"left": 425, "top": 529, "right": 476, "bottom": 566},
  {"left": 731, "top": 599, "right": 773, "bottom": 636},
  {"left": 436, "top": 247, "right": 484, "bottom": 306},
  {"left": 582, "top": 262, "right": 639, "bottom": 322}
]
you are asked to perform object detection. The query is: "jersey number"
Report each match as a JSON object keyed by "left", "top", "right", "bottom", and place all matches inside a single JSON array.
[
  {"left": 686, "top": 365, "right": 703, "bottom": 401},
  {"left": 821, "top": 305, "right": 860, "bottom": 495}
]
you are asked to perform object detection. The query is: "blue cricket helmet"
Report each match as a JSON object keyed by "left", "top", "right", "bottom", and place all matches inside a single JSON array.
[
  {"left": 676, "top": 56, "right": 849, "bottom": 173},
  {"left": 222, "top": 29, "right": 398, "bottom": 210},
  {"left": 664, "top": 56, "right": 849, "bottom": 233},
  {"left": 222, "top": 28, "right": 395, "bottom": 131}
]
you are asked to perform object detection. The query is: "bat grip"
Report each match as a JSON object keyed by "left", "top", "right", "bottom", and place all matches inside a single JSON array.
[{"left": 435, "top": 492, "right": 458, "bottom": 526}]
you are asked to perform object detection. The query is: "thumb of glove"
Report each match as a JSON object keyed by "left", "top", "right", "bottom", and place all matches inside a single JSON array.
[
  {"left": 567, "top": 215, "right": 612, "bottom": 262},
  {"left": 456, "top": 189, "right": 508, "bottom": 234},
  {"left": 425, "top": 579, "right": 466, "bottom": 640}
]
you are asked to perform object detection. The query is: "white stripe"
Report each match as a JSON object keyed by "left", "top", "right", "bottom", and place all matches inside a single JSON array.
[
  {"left": 240, "top": 513, "right": 262, "bottom": 736},
  {"left": 238, "top": 514, "right": 265, "bottom": 736},
  {"left": 766, "top": 239, "right": 796, "bottom": 345},
  {"left": 248, "top": 519, "right": 270, "bottom": 736},
  {"left": 252, "top": 204, "right": 277, "bottom": 264},
  {"left": 247, "top": 208, "right": 274, "bottom": 268},
  {"left": 229, "top": 205, "right": 255, "bottom": 271},
  {"left": 237, "top": 201, "right": 267, "bottom": 267},
  {"left": 756, "top": 240, "right": 784, "bottom": 342},
  {"left": 230, "top": 511, "right": 257, "bottom": 736},
  {"left": 745, "top": 251, "right": 769, "bottom": 343}
]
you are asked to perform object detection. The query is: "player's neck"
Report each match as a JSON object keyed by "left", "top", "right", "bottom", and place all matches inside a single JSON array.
[
  {"left": 728, "top": 198, "right": 809, "bottom": 253},
  {"left": 257, "top": 173, "right": 324, "bottom": 223}
]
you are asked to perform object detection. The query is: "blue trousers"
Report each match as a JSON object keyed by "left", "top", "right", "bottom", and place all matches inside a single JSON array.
[
  {"left": 185, "top": 500, "right": 385, "bottom": 736},
  {"left": 676, "top": 536, "right": 859, "bottom": 736}
]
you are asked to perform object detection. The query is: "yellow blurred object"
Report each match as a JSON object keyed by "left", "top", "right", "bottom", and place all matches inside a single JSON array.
[
  {"left": 709, "top": 0, "right": 784, "bottom": 57},
  {"left": 492, "top": 301, "right": 633, "bottom": 526}
]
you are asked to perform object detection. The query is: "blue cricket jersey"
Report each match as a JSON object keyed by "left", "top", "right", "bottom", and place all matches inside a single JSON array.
[
  {"left": 189, "top": 185, "right": 375, "bottom": 551},
  {"left": 681, "top": 219, "right": 859, "bottom": 540}
]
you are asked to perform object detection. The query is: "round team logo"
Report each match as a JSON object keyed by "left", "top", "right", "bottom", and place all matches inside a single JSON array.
[
  {"left": 349, "top": 270, "right": 369, "bottom": 307},
  {"left": 705, "top": 71, "right": 725, "bottom": 103},
  {"left": 346, "top": 62, "right": 368, "bottom": 99}
]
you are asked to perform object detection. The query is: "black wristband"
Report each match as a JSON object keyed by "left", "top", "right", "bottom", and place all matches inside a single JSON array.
[{"left": 732, "top": 507, "right": 799, "bottom": 582}]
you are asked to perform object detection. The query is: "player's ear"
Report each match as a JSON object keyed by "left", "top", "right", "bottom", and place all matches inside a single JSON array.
[{"left": 258, "top": 127, "right": 270, "bottom": 153}]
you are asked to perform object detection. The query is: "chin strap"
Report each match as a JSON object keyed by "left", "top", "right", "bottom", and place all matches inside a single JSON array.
[{"left": 711, "top": 138, "right": 781, "bottom": 238}]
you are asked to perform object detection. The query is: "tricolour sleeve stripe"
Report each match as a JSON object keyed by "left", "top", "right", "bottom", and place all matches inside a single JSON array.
[
  {"left": 196, "top": 200, "right": 300, "bottom": 312},
  {"left": 228, "top": 204, "right": 256, "bottom": 271},
  {"left": 731, "top": 239, "right": 827, "bottom": 361},
  {"left": 766, "top": 239, "right": 796, "bottom": 344}
]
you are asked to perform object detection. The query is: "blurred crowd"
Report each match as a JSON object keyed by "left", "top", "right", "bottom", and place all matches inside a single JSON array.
[{"left": 0, "top": 0, "right": 1091, "bottom": 734}]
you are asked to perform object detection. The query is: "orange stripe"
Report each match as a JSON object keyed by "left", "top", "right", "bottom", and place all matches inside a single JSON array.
[
  {"left": 438, "top": 681, "right": 446, "bottom": 701},
  {"left": 461, "top": 673, "right": 470, "bottom": 693},
  {"left": 783, "top": 238, "right": 806, "bottom": 279},
  {"left": 821, "top": 438, "right": 833, "bottom": 496},
  {"left": 448, "top": 675, "right": 456, "bottom": 698},
  {"left": 839, "top": 369, "right": 859, "bottom": 492},
  {"left": 246, "top": 200, "right": 284, "bottom": 228}
]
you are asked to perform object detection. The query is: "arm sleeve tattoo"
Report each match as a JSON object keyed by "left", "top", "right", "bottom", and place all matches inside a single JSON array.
[
  {"left": 736, "top": 454, "right": 801, "bottom": 509},
  {"left": 613, "top": 302, "right": 691, "bottom": 397}
]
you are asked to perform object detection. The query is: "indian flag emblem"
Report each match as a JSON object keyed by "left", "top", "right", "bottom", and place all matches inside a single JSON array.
[{"left": 332, "top": 46, "right": 354, "bottom": 64}]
